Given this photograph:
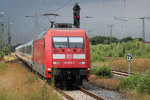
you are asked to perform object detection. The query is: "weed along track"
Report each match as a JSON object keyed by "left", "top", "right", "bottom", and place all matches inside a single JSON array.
[{"left": 0, "top": 62, "right": 62, "bottom": 100}]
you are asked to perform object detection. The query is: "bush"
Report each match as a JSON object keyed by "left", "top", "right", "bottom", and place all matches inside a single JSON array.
[
  {"left": 118, "top": 71, "right": 150, "bottom": 94},
  {"left": 95, "top": 65, "right": 113, "bottom": 78},
  {"left": 118, "top": 73, "right": 142, "bottom": 90},
  {"left": 91, "top": 66, "right": 99, "bottom": 75},
  {"left": 137, "top": 71, "right": 150, "bottom": 94},
  {"left": 0, "top": 46, "right": 9, "bottom": 58}
]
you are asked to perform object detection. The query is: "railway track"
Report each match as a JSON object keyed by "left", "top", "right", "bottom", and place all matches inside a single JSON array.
[
  {"left": 79, "top": 87, "right": 105, "bottom": 100},
  {"left": 112, "top": 70, "right": 132, "bottom": 77},
  {"left": 56, "top": 86, "right": 105, "bottom": 100}
]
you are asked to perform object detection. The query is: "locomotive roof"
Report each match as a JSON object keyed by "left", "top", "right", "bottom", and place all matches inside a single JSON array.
[{"left": 35, "top": 31, "right": 47, "bottom": 40}]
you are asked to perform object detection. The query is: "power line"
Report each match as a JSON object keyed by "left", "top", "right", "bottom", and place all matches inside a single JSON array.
[
  {"left": 53, "top": 0, "right": 73, "bottom": 12},
  {"left": 52, "top": 0, "right": 89, "bottom": 12},
  {"left": 139, "top": 17, "right": 150, "bottom": 50}
]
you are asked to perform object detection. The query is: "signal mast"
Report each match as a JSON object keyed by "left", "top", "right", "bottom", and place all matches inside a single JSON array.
[{"left": 73, "top": 3, "right": 80, "bottom": 28}]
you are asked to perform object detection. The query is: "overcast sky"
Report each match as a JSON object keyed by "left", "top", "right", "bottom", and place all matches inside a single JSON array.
[{"left": 0, "top": 0, "right": 150, "bottom": 45}]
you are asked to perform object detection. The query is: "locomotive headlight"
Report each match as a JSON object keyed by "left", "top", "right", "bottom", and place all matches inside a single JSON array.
[
  {"left": 79, "top": 61, "right": 85, "bottom": 64},
  {"left": 87, "top": 68, "right": 90, "bottom": 70},
  {"left": 53, "top": 61, "right": 60, "bottom": 64},
  {"left": 53, "top": 62, "right": 56, "bottom": 64}
]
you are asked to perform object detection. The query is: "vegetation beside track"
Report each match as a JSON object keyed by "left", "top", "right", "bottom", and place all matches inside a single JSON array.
[
  {"left": 90, "top": 66, "right": 150, "bottom": 100},
  {"left": 89, "top": 75, "right": 120, "bottom": 90},
  {"left": 0, "top": 62, "right": 7, "bottom": 74},
  {"left": 91, "top": 65, "right": 113, "bottom": 78},
  {"left": 0, "top": 62, "right": 62, "bottom": 100},
  {"left": 90, "top": 40, "right": 150, "bottom": 62},
  {"left": 3, "top": 55, "right": 16, "bottom": 62},
  {"left": 116, "top": 71, "right": 150, "bottom": 100},
  {"left": 118, "top": 71, "right": 150, "bottom": 93}
]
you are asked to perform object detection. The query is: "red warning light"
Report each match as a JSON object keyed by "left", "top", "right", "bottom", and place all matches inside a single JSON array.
[
  {"left": 77, "top": 16, "right": 79, "bottom": 18},
  {"left": 74, "top": 16, "right": 76, "bottom": 18}
]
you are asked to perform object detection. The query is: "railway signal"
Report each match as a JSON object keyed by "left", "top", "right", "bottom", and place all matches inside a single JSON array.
[
  {"left": 127, "top": 53, "right": 132, "bottom": 75},
  {"left": 73, "top": 3, "right": 80, "bottom": 28}
]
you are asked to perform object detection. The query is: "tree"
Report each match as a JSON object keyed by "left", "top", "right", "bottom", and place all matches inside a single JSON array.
[
  {"left": 1, "top": 46, "right": 9, "bottom": 57},
  {"left": 90, "top": 36, "right": 119, "bottom": 45},
  {"left": 120, "top": 37, "right": 133, "bottom": 43}
]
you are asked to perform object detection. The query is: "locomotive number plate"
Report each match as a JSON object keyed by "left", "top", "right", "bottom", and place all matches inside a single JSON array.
[{"left": 64, "top": 61, "right": 75, "bottom": 64}]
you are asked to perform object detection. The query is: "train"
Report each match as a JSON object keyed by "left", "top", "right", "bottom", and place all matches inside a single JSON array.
[{"left": 15, "top": 23, "right": 91, "bottom": 86}]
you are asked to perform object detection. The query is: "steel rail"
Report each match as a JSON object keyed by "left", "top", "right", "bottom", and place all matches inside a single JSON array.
[
  {"left": 79, "top": 87, "right": 106, "bottom": 100},
  {"left": 112, "top": 70, "right": 133, "bottom": 75},
  {"left": 112, "top": 70, "right": 130, "bottom": 77},
  {"left": 54, "top": 87, "right": 74, "bottom": 100}
]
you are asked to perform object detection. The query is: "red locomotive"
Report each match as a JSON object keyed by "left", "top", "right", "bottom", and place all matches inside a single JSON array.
[{"left": 15, "top": 23, "right": 91, "bottom": 86}]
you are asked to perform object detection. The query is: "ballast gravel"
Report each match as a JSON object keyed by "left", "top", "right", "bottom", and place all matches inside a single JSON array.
[
  {"left": 64, "top": 90, "right": 96, "bottom": 100},
  {"left": 82, "top": 82, "right": 127, "bottom": 100}
]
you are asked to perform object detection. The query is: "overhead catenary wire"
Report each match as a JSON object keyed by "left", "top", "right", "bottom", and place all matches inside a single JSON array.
[{"left": 52, "top": 0, "right": 73, "bottom": 12}]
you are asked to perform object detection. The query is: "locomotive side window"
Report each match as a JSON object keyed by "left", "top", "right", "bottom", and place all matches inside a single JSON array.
[
  {"left": 53, "top": 37, "right": 68, "bottom": 48},
  {"left": 69, "top": 37, "right": 84, "bottom": 48}
]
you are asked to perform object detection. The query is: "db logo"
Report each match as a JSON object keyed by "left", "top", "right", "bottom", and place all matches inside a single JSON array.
[{"left": 66, "top": 54, "right": 72, "bottom": 59}]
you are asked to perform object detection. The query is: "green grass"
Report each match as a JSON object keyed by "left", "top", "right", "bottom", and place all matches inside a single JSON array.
[
  {"left": 90, "top": 40, "right": 150, "bottom": 62},
  {"left": 26, "top": 73, "right": 38, "bottom": 84},
  {"left": 0, "top": 62, "right": 7, "bottom": 73},
  {"left": 117, "top": 71, "right": 150, "bottom": 94},
  {"left": 91, "top": 65, "right": 113, "bottom": 78},
  {"left": 0, "top": 84, "right": 61, "bottom": 100}
]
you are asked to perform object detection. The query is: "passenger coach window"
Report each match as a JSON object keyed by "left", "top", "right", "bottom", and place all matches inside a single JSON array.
[
  {"left": 53, "top": 37, "right": 68, "bottom": 48},
  {"left": 69, "top": 37, "right": 84, "bottom": 48},
  {"left": 26, "top": 46, "right": 32, "bottom": 55}
]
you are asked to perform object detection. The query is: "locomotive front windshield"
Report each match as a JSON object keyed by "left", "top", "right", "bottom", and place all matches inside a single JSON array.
[
  {"left": 53, "top": 37, "right": 68, "bottom": 48},
  {"left": 53, "top": 37, "right": 84, "bottom": 48}
]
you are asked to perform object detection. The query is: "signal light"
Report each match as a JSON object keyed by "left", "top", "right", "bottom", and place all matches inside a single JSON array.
[{"left": 74, "top": 16, "right": 80, "bottom": 19}]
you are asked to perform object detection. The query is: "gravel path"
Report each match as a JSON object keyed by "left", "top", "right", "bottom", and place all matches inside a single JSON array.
[
  {"left": 82, "top": 82, "right": 127, "bottom": 100},
  {"left": 64, "top": 90, "right": 96, "bottom": 100}
]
